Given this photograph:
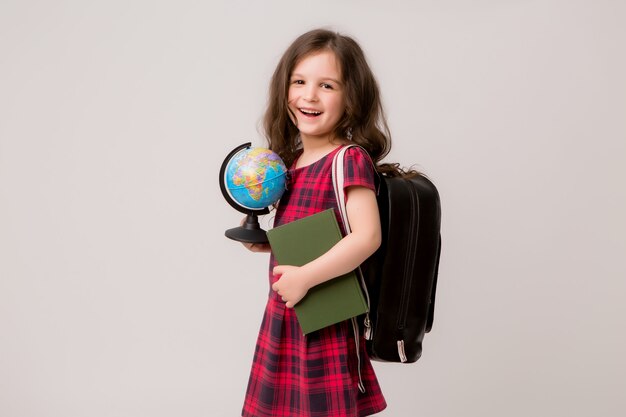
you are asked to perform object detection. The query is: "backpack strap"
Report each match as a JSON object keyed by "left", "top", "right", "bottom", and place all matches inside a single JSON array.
[
  {"left": 330, "top": 145, "right": 373, "bottom": 319},
  {"left": 331, "top": 144, "right": 376, "bottom": 394},
  {"left": 331, "top": 145, "right": 354, "bottom": 232},
  {"left": 331, "top": 145, "right": 372, "bottom": 310}
]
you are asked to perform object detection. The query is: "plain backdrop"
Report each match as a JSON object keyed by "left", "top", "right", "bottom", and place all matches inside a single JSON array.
[{"left": 1, "top": 1, "right": 625, "bottom": 416}]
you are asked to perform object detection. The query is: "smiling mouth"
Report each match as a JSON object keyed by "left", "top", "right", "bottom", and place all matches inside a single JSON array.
[{"left": 299, "top": 108, "right": 322, "bottom": 117}]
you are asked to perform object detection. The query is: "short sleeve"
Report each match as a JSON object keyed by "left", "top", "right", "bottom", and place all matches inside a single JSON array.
[{"left": 342, "top": 146, "right": 376, "bottom": 192}]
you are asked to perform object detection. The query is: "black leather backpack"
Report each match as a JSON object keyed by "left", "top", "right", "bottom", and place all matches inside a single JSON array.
[{"left": 332, "top": 146, "right": 442, "bottom": 363}]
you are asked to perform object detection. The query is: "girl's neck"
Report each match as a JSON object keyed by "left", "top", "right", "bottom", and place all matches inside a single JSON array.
[
  {"left": 300, "top": 134, "right": 348, "bottom": 153},
  {"left": 295, "top": 135, "right": 349, "bottom": 169}
]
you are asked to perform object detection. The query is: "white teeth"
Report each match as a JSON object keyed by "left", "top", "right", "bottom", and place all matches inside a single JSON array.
[{"left": 300, "top": 108, "right": 321, "bottom": 115}]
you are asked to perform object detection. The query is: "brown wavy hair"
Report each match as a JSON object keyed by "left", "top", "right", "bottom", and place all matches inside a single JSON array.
[{"left": 263, "top": 28, "right": 408, "bottom": 176}]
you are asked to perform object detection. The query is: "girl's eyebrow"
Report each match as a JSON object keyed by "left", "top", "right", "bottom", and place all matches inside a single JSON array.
[{"left": 290, "top": 73, "right": 342, "bottom": 85}]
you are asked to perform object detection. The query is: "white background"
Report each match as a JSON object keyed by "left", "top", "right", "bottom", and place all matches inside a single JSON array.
[{"left": 1, "top": 1, "right": 625, "bottom": 416}]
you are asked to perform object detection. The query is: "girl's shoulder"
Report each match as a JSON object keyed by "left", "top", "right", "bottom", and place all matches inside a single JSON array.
[
  {"left": 342, "top": 145, "right": 375, "bottom": 169},
  {"left": 340, "top": 145, "right": 377, "bottom": 190}
]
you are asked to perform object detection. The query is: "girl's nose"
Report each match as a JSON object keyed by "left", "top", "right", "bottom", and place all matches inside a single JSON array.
[{"left": 303, "top": 86, "right": 318, "bottom": 102}]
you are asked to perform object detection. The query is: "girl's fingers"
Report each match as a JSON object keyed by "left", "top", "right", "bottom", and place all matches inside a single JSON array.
[{"left": 241, "top": 242, "right": 271, "bottom": 253}]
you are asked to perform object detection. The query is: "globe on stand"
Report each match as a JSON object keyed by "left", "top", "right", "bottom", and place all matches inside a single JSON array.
[{"left": 219, "top": 142, "right": 287, "bottom": 243}]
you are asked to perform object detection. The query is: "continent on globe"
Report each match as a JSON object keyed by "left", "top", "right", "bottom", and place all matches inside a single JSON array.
[
  {"left": 224, "top": 146, "right": 287, "bottom": 210},
  {"left": 231, "top": 148, "right": 283, "bottom": 201}
]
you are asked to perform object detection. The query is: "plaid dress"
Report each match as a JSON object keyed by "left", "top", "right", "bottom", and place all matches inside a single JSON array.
[{"left": 242, "top": 146, "right": 387, "bottom": 417}]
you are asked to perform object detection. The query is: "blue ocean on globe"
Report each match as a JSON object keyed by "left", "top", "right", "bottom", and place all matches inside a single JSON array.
[{"left": 224, "top": 147, "right": 287, "bottom": 210}]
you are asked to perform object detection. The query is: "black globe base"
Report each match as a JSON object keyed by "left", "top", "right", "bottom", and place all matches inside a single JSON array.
[{"left": 225, "top": 213, "right": 269, "bottom": 244}]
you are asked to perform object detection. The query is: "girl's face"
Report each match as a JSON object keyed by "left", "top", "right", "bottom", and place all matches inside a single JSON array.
[{"left": 287, "top": 50, "right": 346, "bottom": 144}]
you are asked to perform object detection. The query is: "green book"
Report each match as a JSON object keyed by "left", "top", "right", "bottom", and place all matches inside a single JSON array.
[{"left": 266, "top": 208, "right": 368, "bottom": 335}]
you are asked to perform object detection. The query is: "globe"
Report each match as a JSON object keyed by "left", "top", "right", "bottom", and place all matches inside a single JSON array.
[
  {"left": 224, "top": 146, "right": 287, "bottom": 210},
  {"left": 219, "top": 142, "right": 287, "bottom": 243}
]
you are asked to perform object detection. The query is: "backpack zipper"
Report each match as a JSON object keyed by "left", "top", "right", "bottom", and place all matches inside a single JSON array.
[
  {"left": 396, "top": 179, "right": 419, "bottom": 361},
  {"left": 397, "top": 340, "right": 408, "bottom": 363},
  {"left": 364, "top": 314, "right": 372, "bottom": 340}
]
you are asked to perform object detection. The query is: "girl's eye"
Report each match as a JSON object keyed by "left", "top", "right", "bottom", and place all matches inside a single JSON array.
[
  {"left": 292, "top": 80, "right": 304, "bottom": 85},
  {"left": 321, "top": 83, "right": 333, "bottom": 89}
]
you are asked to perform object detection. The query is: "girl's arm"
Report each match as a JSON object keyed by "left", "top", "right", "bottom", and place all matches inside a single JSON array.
[{"left": 272, "top": 185, "right": 381, "bottom": 308}]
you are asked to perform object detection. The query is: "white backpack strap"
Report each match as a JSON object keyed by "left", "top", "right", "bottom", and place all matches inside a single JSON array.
[
  {"left": 331, "top": 144, "right": 375, "bottom": 394},
  {"left": 331, "top": 144, "right": 374, "bottom": 321},
  {"left": 331, "top": 145, "right": 355, "bottom": 232}
]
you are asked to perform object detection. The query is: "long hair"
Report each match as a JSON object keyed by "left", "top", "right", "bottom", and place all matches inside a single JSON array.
[{"left": 263, "top": 28, "right": 404, "bottom": 175}]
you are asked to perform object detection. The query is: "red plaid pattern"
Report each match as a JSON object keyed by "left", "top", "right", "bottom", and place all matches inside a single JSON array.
[{"left": 242, "top": 146, "right": 386, "bottom": 417}]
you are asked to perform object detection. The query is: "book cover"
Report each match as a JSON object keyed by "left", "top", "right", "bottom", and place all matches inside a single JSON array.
[{"left": 266, "top": 209, "right": 368, "bottom": 335}]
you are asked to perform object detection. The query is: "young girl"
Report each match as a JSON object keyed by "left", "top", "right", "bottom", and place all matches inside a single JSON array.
[{"left": 241, "top": 28, "right": 395, "bottom": 417}]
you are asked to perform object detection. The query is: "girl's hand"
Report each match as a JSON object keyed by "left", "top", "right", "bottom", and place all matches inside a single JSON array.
[
  {"left": 271, "top": 265, "right": 310, "bottom": 308},
  {"left": 241, "top": 242, "right": 271, "bottom": 252},
  {"left": 239, "top": 216, "right": 271, "bottom": 252}
]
